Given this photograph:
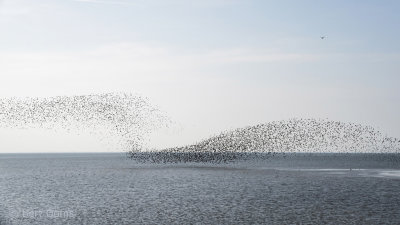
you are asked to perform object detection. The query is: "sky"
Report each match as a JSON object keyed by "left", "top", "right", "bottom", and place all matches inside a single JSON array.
[{"left": 0, "top": 0, "right": 399, "bottom": 152}]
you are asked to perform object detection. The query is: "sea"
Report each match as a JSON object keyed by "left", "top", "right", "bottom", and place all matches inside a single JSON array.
[{"left": 0, "top": 153, "right": 400, "bottom": 224}]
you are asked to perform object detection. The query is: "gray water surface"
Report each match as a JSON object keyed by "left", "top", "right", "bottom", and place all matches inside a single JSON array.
[{"left": 1, "top": 153, "right": 400, "bottom": 224}]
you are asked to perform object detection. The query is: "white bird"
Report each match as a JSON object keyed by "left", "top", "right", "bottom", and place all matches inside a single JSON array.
[{"left": 320, "top": 36, "right": 327, "bottom": 39}]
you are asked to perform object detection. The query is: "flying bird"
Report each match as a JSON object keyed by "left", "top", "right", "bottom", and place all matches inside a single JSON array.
[{"left": 320, "top": 36, "right": 327, "bottom": 40}]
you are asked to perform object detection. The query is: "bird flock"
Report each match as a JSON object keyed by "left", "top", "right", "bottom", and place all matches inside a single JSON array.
[
  {"left": 0, "top": 94, "right": 399, "bottom": 163},
  {"left": 0, "top": 93, "right": 167, "bottom": 151},
  {"left": 129, "top": 119, "right": 400, "bottom": 163}
]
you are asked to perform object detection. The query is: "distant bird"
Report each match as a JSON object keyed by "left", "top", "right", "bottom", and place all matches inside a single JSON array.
[{"left": 320, "top": 36, "right": 327, "bottom": 40}]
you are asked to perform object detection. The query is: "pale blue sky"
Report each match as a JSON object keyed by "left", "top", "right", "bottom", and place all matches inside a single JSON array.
[{"left": 0, "top": 0, "right": 399, "bottom": 152}]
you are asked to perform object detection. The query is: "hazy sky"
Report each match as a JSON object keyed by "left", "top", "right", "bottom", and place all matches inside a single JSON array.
[{"left": 0, "top": 0, "right": 399, "bottom": 152}]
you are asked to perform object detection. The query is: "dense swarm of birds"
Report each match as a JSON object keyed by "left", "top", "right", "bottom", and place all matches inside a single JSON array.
[
  {"left": 1, "top": 95, "right": 399, "bottom": 164},
  {"left": 0, "top": 93, "right": 167, "bottom": 151},
  {"left": 129, "top": 119, "right": 400, "bottom": 163}
]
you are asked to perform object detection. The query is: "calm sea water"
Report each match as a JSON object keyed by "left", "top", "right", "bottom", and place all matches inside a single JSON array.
[{"left": 0, "top": 153, "right": 399, "bottom": 224}]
